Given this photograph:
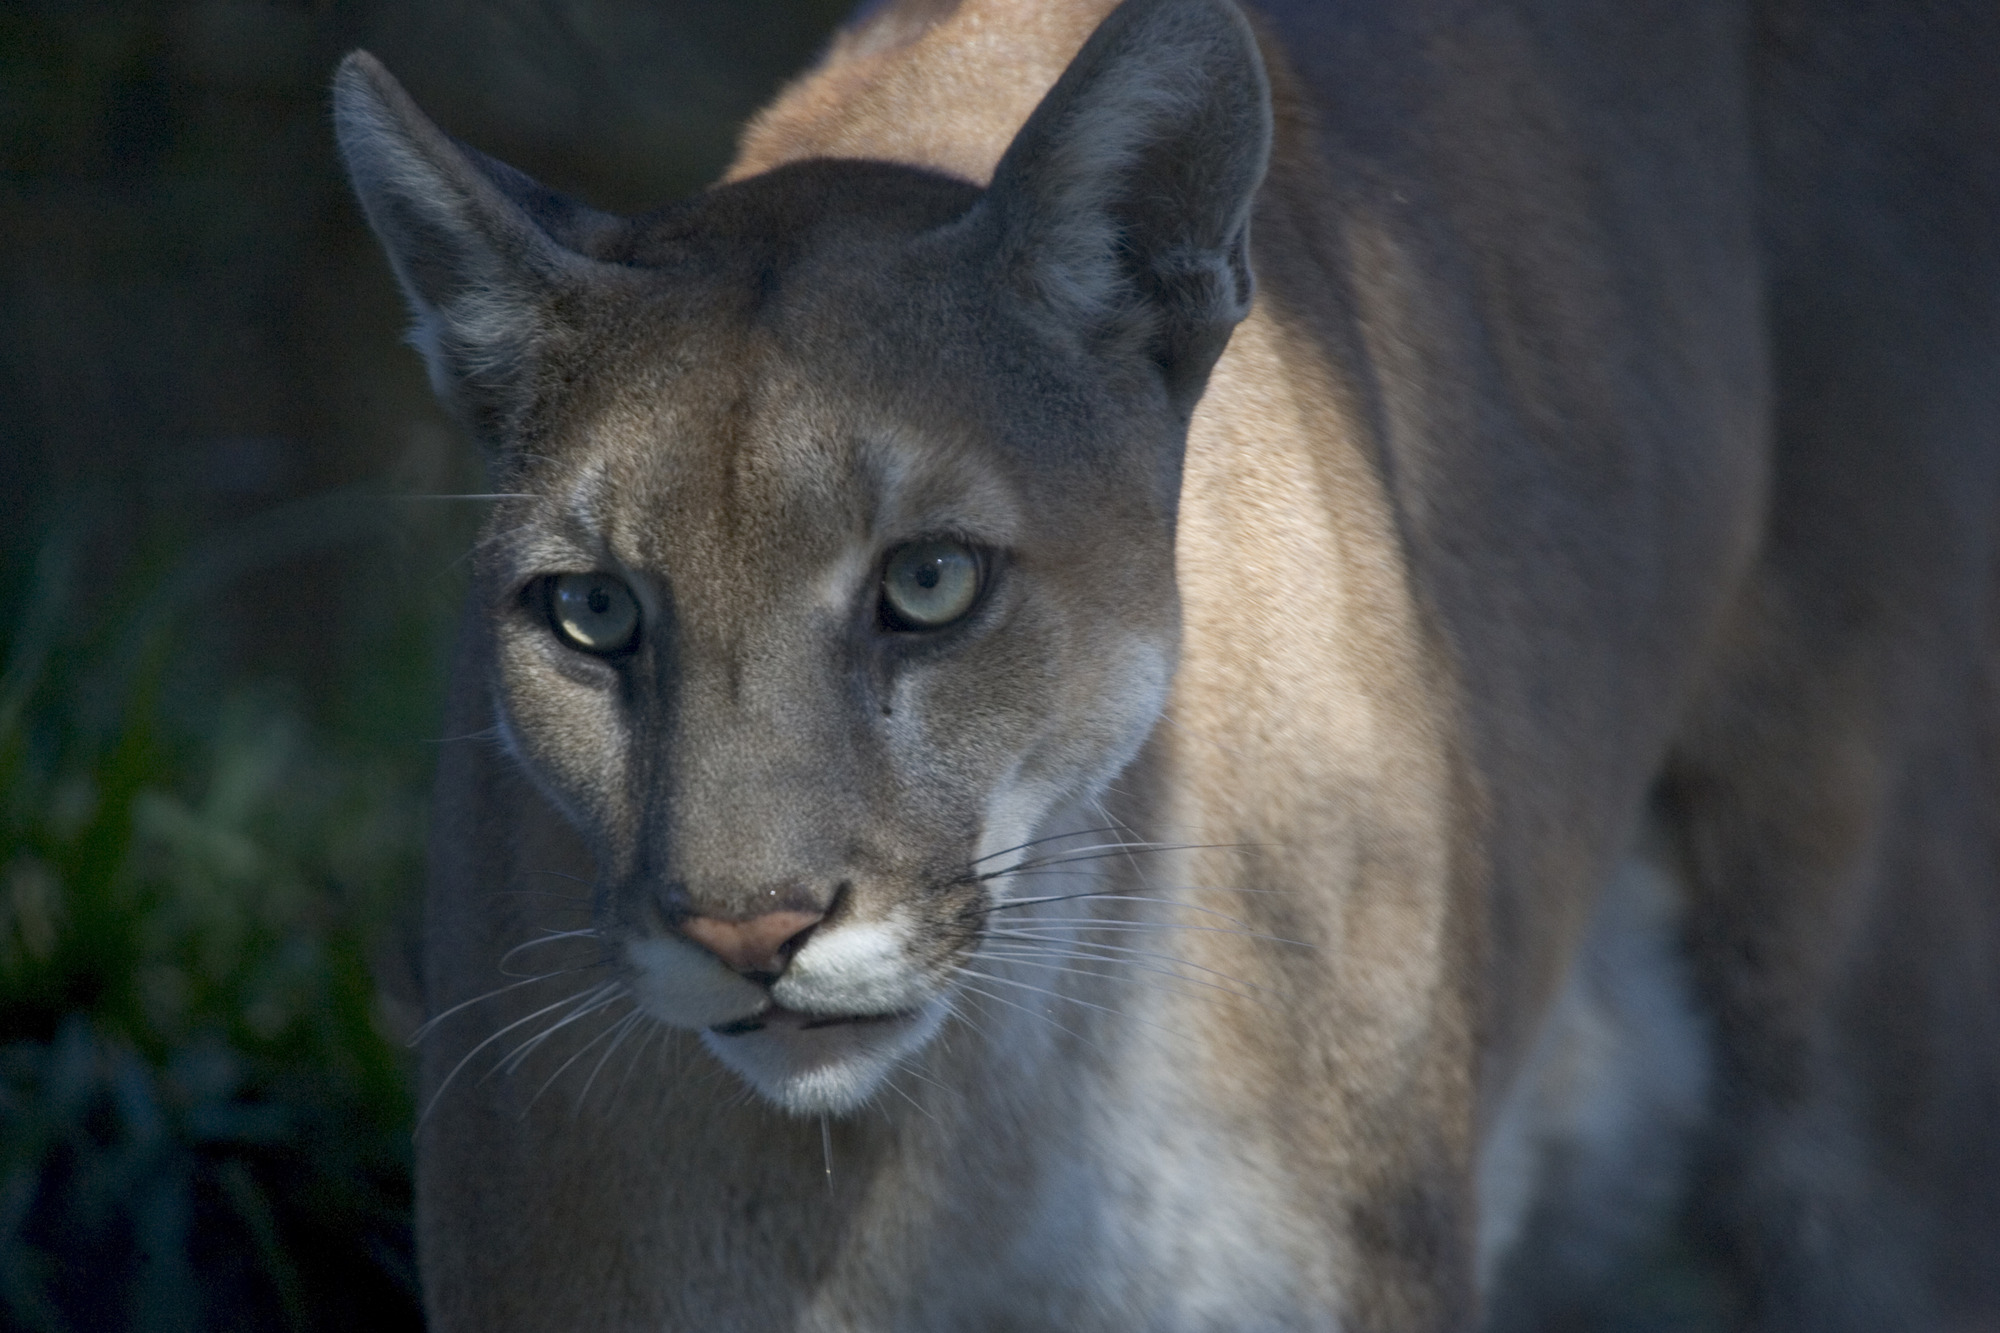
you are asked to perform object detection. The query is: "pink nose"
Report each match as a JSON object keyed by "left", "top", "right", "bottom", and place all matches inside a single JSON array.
[{"left": 677, "top": 910, "right": 825, "bottom": 978}]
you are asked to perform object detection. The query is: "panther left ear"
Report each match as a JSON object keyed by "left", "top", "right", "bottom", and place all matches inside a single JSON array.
[
  {"left": 976, "top": 0, "right": 1272, "bottom": 418},
  {"left": 331, "top": 51, "right": 619, "bottom": 450}
]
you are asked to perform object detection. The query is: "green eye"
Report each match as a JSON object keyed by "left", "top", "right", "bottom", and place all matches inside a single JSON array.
[
  {"left": 880, "top": 540, "right": 982, "bottom": 630},
  {"left": 550, "top": 572, "right": 640, "bottom": 654}
]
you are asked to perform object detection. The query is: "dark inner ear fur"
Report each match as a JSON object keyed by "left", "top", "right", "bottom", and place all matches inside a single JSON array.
[
  {"left": 331, "top": 51, "right": 602, "bottom": 446},
  {"left": 976, "top": 0, "right": 1272, "bottom": 418}
]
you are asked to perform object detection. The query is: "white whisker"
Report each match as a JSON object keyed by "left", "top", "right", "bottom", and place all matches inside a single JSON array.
[
  {"left": 882, "top": 1071, "right": 944, "bottom": 1124},
  {"left": 611, "top": 1020, "right": 664, "bottom": 1110},
  {"left": 573, "top": 1009, "right": 647, "bottom": 1114},
  {"left": 419, "top": 981, "right": 619, "bottom": 1130},
  {"left": 949, "top": 981, "right": 1099, "bottom": 1051},
  {"left": 967, "top": 825, "right": 1130, "bottom": 866},
  {"left": 525, "top": 997, "right": 636, "bottom": 1111},
  {"left": 498, "top": 928, "right": 604, "bottom": 972},
  {"left": 494, "top": 983, "right": 628, "bottom": 1078},
  {"left": 977, "top": 841, "right": 1255, "bottom": 882},
  {"left": 952, "top": 965, "right": 1193, "bottom": 1042},
  {"left": 978, "top": 937, "right": 1266, "bottom": 1000},
  {"left": 412, "top": 966, "right": 603, "bottom": 1044},
  {"left": 399, "top": 492, "right": 537, "bottom": 500},
  {"left": 986, "top": 913, "right": 1291, "bottom": 939},
  {"left": 986, "top": 891, "right": 1308, "bottom": 940},
  {"left": 977, "top": 947, "right": 1268, "bottom": 1010}
]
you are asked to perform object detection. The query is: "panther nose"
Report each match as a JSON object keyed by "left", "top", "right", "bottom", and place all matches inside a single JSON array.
[{"left": 677, "top": 910, "right": 824, "bottom": 980}]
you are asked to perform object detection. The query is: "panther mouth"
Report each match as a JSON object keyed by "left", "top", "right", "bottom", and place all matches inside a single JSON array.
[
  {"left": 698, "top": 999, "right": 947, "bottom": 1114},
  {"left": 629, "top": 918, "right": 948, "bottom": 1112},
  {"left": 710, "top": 1005, "right": 917, "bottom": 1036}
]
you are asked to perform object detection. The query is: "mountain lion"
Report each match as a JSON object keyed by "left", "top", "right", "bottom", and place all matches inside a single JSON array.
[{"left": 333, "top": 0, "right": 2000, "bottom": 1326}]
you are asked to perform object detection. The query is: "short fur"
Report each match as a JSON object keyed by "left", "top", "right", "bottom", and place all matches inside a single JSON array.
[{"left": 334, "top": 0, "right": 2000, "bottom": 1327}]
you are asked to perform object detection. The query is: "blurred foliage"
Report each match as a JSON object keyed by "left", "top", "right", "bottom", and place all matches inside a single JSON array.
[
  {"left": 0, "top": 0, "right": 846, "bottom": 1327},
  {"left": 0, "top": 508, "right": 436, "bottom": 1331}
]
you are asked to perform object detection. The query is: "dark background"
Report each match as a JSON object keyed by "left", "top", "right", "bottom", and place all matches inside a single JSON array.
[{"left": 0, "top": 2, "right": 846, "bottom": 1327}]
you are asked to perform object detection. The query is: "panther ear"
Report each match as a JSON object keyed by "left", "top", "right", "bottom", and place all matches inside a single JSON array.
[
  {"left": 331, "top": 51, "right": 614, "bottom": 443},
  {"left": 978, "top": 0, "right": 1271, "bottom": 417}
]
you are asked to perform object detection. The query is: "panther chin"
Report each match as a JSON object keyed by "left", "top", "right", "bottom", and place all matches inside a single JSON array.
[{"left": 699, "top": 1002, "right": 948, "bottom": 1116}]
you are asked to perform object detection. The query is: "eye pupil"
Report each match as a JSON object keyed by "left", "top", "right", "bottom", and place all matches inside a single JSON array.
[
  {"left": 587, "top": 587, "right": 610, "bottom": 614},
  {"left": 916, "top": 565, "right": 939, "bottom": 590}
]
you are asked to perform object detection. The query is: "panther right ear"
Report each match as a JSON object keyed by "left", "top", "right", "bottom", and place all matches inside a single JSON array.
[
  {"left": 331, "top": 52, "right": 615, "bottom": 444},
  {"left": 975, "top": 0, "right": 1271, "bottom": 421}
]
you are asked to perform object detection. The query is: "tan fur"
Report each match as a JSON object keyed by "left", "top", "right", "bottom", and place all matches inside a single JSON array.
[
  {"left": 729, "top": 0, "right": 1109, "bottom": 184},
  {"left": 334, "top": 0, "right": 2000, "bottom": 1327}
]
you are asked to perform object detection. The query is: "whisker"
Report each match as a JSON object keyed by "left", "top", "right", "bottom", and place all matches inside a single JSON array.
[
  {"left": 973, "top": 867, "right": 1166, "bottom": 881},
  {"left": 495, "top": 983, "right": 628, "bottom": 1078},
  {"left": 949, "top": 981, "right": 1100, "bottom": 1051},
  {"left": 967, "top": 825, "right": 1131, "bottom": 867},
  {"left": 572, "top": 1009, "right": 647, "bottom": 1114},
  {"left": 975, "top": 841, "right": 1256, "bottom": 881},
  {"left": 977, "top": 955, "right": 1255, "bottom": 1013},
  {"left": 498, "top": 928, "right": 603, "bottom": 972},
  {"left": 1007, "top": 839, "right": 1218, "bottom": 862},
  {"left": 880, "top": 1072, "right": 942, "bottom": 1125},
  {"left": 980, "top": 934, "right": 1259, "bottom": 988},
  {"left": 995, "top": 881, "right": 1296, "bottom": 895},
  {"left": 397, "top": 492, "right": 538, "bottom": 501},
  {"left": 977, "top": 946, "right": 1269, "bottom": 1009},
  {"left": 941, "top": 995, "right": 1003, "bottom": 1048},
  {"left": 412, "top": 966, "right": 603, "bottom": 1044},
  {"left": 984, "top": 920, "right": 1296, "bottom": 960},
  {"left": 896, "top": 1059, "right": 957, "bottom": 1097},
  {"left": 983, "top": 891, "right": 1310, "bottom": 941},
  {"left": 501, "top": 953, "right": 610, "bottom": 980},
  {"left": 1089, "top": 797, "right": 1140, "bottom": 849},
  {"left": 419, "top": 982, "right": 619, "bottom": 1130},
  {"left": 952, "top": 965, "right": 1188, "bottom": 1039},
  {"left": 453, "top": 517, "right": 549, "bottom": 572},
  {"left": 424, "top": 727, "right": 504, "bottom": 746},
  {"left": 985, "top": 915, "right": 1283, "bottom": 938},
  {"left": 612, "top": 1020, "right": 664, "bottom": 1109},
  {"left": 525, "top": 998, "right": 636, "bottom": 1111},
  {"left": 984, "top": 888, "right": 1267, "bottom": 923},
  {"left": 518, "top": 868, "right": 596, "bottom": 888},
  {"left": 988, "top": 871, "right": 1293, "bottom": 894},
  {"left": 979, "top": 931, "right": 1271, "bottom": 994},
  {"left": 982, "top": 899, "right": 1273, "bottom": 933}
]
